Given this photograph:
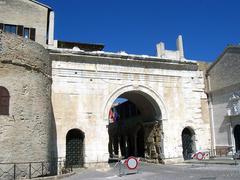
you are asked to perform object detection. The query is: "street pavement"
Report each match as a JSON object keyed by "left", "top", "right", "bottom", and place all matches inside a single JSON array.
[{"left": 64, "top": 162, "right": 240, "bottom": 180}]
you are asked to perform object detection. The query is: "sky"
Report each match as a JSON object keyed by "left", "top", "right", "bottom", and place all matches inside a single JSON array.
[{"left": 39, "top": 0, "right": 240, "bottom": 62}]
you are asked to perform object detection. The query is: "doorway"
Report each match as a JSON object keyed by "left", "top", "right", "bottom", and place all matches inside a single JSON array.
[
  {"left": 66, "top": 129, "right": 85, "bottom": 167},
  {"left": 182, "top": 127, "right": 195, "bottom": 160}
]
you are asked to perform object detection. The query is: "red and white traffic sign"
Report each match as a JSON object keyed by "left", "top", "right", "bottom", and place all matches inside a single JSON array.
[
  {"left": 196, "top": 152, "right": 204, "bottom": 160},
  {"left": 125, "top": 156, "right": 139, "bottom": 170}
]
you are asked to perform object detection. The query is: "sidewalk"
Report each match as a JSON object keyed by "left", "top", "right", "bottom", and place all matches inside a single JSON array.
[{"left": 183, "top": 158, "right": 240, "bottom": 165}]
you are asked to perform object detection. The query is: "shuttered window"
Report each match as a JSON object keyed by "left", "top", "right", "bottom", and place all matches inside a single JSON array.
[
  {"left": 30, "top": 28, "right": 36, "bottom": 41},
  {"left": 0, "top": 23, "right": 36, "bottom": 41},
  {"left": 0, "top": 23, "right": 3, "bottom": 30},
  {"left": 0, "top": 86, "right": 10, "bottom": 115},
  {"left": 17, "top": 25, "right": 24, "bottom": 36}
]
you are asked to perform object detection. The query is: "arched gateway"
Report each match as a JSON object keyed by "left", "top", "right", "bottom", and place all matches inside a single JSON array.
[{"left": 103, "top": 85, "right": 167, "bottom": 163}]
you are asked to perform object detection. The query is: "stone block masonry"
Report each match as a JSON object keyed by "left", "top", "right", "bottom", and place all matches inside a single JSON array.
[{"left": 0, "top": 31, "right": 55, "bottom": 178}]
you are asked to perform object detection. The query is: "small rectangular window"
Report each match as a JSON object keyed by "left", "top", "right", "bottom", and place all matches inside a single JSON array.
[
  {"left": 24, "top": 28, "right": 30, "bottom": 38},
  {"left": 4, "top": 24, "right": 17, "bottom": 34}
]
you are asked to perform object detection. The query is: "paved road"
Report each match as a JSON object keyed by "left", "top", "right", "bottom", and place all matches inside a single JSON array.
[{"left": 65, "top": 163, "right": 240, "bottom": 180}]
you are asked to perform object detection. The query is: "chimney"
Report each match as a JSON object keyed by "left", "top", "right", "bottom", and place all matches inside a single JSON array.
[
  {"left": 156, "top": 42, "right": 165, "bottom": 57},
  {"left": 176, "top": 35, "right": 184, "bottom": 59},
  {"left": 48, "top": 10, "right": 55, "bottom": 46}
]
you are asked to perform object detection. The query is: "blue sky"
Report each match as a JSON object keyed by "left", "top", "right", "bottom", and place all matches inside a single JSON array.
[{"left": 40, "top": 0, "right": 240, "bottom": 62}]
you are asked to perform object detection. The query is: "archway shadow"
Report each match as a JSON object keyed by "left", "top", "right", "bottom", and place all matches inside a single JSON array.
[{"left": 107, "top": 90, "right": 164, "bottom": 163}]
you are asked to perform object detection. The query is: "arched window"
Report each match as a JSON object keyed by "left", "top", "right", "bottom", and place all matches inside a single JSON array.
[{"left": 0, "top": 86, "right": 10, "bottom": 115}]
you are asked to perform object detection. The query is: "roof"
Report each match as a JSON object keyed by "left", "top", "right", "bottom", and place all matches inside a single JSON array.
[
  {"left": 48, "top": 47, "right": 198, "bottom": 65},
  {"left": 57, "top": 40, "right": 104, "bottom": 51},
  {"left": 29, "top": 0, "right": 52, "bottom": 10},
  {"left": 207, "top": 45, "right": 240, "bottom": 74}
]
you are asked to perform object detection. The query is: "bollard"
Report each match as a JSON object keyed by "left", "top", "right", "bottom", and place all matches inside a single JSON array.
[
  {"left": 29, "top": 163, "right": 32, "bottom": 179},
  {"left": 13, "top": 164, "right": 16, "bottom": 180}
]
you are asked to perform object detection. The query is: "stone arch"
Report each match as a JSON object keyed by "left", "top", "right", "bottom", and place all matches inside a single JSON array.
[
  {"left": 66, "top": 128, "right": 85, "bottom": 167},
  {"left": 182, "top": 126, "right": 196, "bottom": 136},
  {"left": 104, "top": 84, "right": 167, "bottom": 162},
  {"left": 181, "top": 126, "right": 196, "bottom": 160},
  {"left": 103, "top": 84, "right": 168, "bottom": 125}
]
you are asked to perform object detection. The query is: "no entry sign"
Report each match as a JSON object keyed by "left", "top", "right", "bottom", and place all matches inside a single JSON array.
[
  {"left": 192, "top": 151, "right": 209, "bottom": 160},
  {"left": 125, "top": 156, "right": 139, "bottom": 170},
  {"left": 196, "top": 152, "right": 204, "bottom": 160},
  {"left": 116, "top": 156, "right": 140, "bottom": 176}
]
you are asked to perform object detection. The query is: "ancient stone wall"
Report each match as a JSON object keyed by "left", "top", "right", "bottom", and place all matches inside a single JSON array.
[
  {"left": 0, "top": 31, "right": 54, "bottom": 165},
  {"left": 51, "top": 49, "right": 211, "bottom": 165},
  {"left": 144, "top": 122, "right": 163, "bottom": 163}
]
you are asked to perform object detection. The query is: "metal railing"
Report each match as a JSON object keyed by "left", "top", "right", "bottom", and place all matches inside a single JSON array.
[{"left": 0, "top": 160, "right": 72, "bottom": 180}]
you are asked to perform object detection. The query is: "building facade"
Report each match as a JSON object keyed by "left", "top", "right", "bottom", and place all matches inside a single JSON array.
[
  {"left": 50, "top": 46, "right": 211, "bottom": 165},
  {"left": 0, "top": 0, "right": 212, "bottom": 170},
  {"left": 0, "top": 0, "right": 54, "bottom": 47},
  {"left": 207, "top": 46, "right": 240, "bottom": 156}
]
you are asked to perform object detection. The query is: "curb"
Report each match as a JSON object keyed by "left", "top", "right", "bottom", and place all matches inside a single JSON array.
[
  {"left": 25, "top": 172, "right": 76, "bottom": 180},
  {"left": 183, "top": 160, "right": 239, "bottom": 166}
]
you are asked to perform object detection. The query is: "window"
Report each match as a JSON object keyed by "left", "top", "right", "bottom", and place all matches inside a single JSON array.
[
  {"left": 4, "top": 24, "right": 17, "bottom": 34},
  {"left": 0, "top": 86, "right": 10, "bottom": 115},
  {"left": 24, "top": 28, "right": 30, "bottom": 38},
  {"left": 0, "top": 23, "right": 35, "bottom": 41}
]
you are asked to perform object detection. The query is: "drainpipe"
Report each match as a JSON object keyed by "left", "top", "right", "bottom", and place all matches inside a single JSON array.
[
  {"left": 229, "top": 117, "right": 234, "bottom": 153},
  {"left": 207, "top": 74, "right": 216, "bottom": 156}
]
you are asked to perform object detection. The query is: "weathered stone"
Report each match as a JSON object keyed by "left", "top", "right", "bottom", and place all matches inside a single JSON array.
[
  {"left": 49, "top": 48, "right": 211, "bottom": 164},
  {"left": 0, "top": 31, "right": 55, "bottom": 164}
]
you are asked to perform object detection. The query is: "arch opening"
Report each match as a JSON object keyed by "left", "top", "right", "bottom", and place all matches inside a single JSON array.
[
  {"left": 234, "top": 125, "right": 240, "bottom": 153},
  {"left": 107, "top": 90, "right": 164, "bottom": 163},
  {"left": 0, "top": 86, "right": 10, "bottom": 115},
  {"left": 181, "top": 127, "right": 196, "bottom": 160},
  {"left": 66, "top": 129, "right": 85, "bottom": 167}
]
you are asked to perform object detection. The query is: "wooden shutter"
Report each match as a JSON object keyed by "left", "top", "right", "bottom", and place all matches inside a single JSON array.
[
  {"left": 17, "top": 25, "right": 24, "bottom": 36},
  {"left": 0, "top": 23, "right": 3, "bottom": 30},
  {"left": 30, "top": 28, "right": 36, "bottom": 41}
]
